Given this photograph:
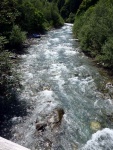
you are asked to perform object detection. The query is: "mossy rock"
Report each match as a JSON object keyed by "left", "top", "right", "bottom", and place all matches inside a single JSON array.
[{"left": 90, "top": 121, "right": 101, "bottom": 131}]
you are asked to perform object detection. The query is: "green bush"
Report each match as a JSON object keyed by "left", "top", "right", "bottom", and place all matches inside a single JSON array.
[
  {"left": 96, "top": 38, "right": 113, "bottom": 68},
  {"left": 0, "top": 56, "right": 18, "bottom": 105},
  {"left": 42, "top": 2, "right": 64, "bottom": 28},
  {"left": 0, "top": 36, "right": 20, "bottom": 114},
  {"left": 0, "top": 36, "right": 8, "bottom": 51},
  {"left": 66, "top": 13, "right": 75, "bottom": 23},
  {"left": 10, "top": 25, "right": 26, "bottom": 47}
]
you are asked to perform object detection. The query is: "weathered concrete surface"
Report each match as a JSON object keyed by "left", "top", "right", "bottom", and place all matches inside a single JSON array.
[{"left": 0, "top": 137, "right": 30, "bottom": 150}]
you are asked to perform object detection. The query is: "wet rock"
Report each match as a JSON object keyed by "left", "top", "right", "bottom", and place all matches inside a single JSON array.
[
  {"left": 47, "top": 101, "right": 52, "bottom": 103},
  {"left": 106, "top": 82, "right": 113, "bottom": 87},
  {"left": 74, "top": 73, "right": 78, "bottom": 77},
  {"left": 36, "top": 122, "right": 47, "bottom": 131},
  {"left": 47, "top": 108, "right": 65, "bottom": 130},
  {"left": 105, "top": 82, "right": 113, "bottom": 98},
  {"left": 56, "top": 108, "right": 65, "bottom": 123},
  {"left": 106, "top": 114, "right": 113, "bottom": 122},
  {"left": 43, "top": 86, "right": 51, "bottom": 91},
  {"left": 106, "top": 82, "right": 113, "bottom": 91},
  {"left": 90, "top": 121, "right": 101, "bottom": 131},
  {"left": 35, "top": 108, "right": 65, "bottom": 132}
]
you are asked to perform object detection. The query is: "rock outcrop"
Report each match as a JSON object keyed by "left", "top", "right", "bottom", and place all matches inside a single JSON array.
[{"left": 35, "top": 107, "right": 65, "bottom": 131}]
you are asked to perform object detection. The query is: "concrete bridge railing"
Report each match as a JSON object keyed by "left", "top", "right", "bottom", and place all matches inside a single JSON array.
[{"left": 0, "top": 137, "right": 30, "bottom": 150}]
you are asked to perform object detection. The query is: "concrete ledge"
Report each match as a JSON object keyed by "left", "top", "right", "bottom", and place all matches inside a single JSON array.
[{"left": 0, "top": 137, "right": 30, "bottom": 150}]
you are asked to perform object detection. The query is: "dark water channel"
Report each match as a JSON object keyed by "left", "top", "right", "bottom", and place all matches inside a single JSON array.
[{"left": 2, "top": 24, "right": 113, "bottom": 150}]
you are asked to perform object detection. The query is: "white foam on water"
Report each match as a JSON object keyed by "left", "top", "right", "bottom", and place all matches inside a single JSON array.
[
  {"left": 69, "top": 39, "right": 76, "bottom": 41},
  {"left": 64, "top": 23, "right": 73, "bottom": 26},
  {"left": 34, "top": 90, "right": 60, "bottom": 114},
  {"left": 47, "top": 41, "right": 51, "bottom": 46},
  {"left": 59, "top": 35, "right": 67, "bottom": 38},
  {"left": 68, "top": 77, "right": 79, "bottom": 84},
  {"left": 21, "top": 54, "right": 27, "bottom": 58},
  {"left": 25, "top": 72, "right": 34, "bottom": 79},
  {"left": 49, "top": 63, "right": 68, "bottom": 92},
  {"left": 82, "top": 128, "right": 113, "bottom": 150},
  {"left": 64, "top": 50, "right": 78, "bottom": 56},
  {"left": 50, "top": 63, "right": 69, "bottom": 74},
  {"left": 50, "top": 38, "right": 59, "bottom": 42},
  {"left": 40, "top": 90, "right": 53, "bottom": 97},
  {"left": 68, "top": 75, "right": 96, "bottom": 95},
  {"left": 44, "top": 49, "right": 59, "bottom": 59},
  {"left": 55, "top": 44, "right": 71, "bottom": 50}
]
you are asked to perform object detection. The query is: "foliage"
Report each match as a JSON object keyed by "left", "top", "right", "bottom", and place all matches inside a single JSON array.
[
  {"left": 42, "top": 2, "right": 64, "bottom": 28},
  {"left": 0, "top": 37, "right": 19, "bottom": 109},
  {"left": 50, "top": 3, "right": 64, "bottom": 27},
  {"left": 0, "top": 36, "right": 21, "bottom": 123},
  {"left": 16, "top": 0, "right": 64, "bottom": 32},
  {"left": 77, "top": 0, "right": 99, "bottom": 15},
  {"left": 48, "top": 0, "right": 82, "bottom": 22},
  {"left": 0, "top": 0, "right": 19, "bottom": 36},
  {"left": 0, "top": 0, "right": 64, "bottom": 39},
  {"left": 0, "top": 36, "right": 8, "bottom": 50},
  {"left": 73, "top": 0, "right": 113, "bottom": 68},
  {"left": 97, "top": 38, "right": 113, "bottom": 68},
  {"left": 10, "top": 25, "right": 26, "bottom": 47},
  {"left": 66, "top": 13, "right": 75, "bottom": 23},
  {"left": 0, "top": 51, "right": 16, "bottom": 99}
]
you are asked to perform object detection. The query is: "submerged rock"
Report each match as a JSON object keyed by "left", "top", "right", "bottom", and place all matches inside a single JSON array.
[
  {"left": 90, "top": 121, "right": 101, "bottom": 131},
  {"left": 72, "top": 143, "right": 78, "bottom": 150}
]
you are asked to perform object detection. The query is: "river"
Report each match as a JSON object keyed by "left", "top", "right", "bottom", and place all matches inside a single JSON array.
[{"left": 4, "top": 24, "right": 113, "bottom": 149}]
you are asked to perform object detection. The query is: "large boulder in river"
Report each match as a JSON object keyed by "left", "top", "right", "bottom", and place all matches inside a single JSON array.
[
  {"left": 48, "top": 108, "right": 65, "bottom": 128},
  {"left": 35, "top": 107, "right": 65, "bottom": 132}
]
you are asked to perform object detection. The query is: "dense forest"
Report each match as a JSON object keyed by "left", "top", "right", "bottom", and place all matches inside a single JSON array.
[
  {"left": 73, "top": 0, "right": 113, "bottom": 69},
  {"left": 1, "top": 0, "right": 113, "bottom": 121}
]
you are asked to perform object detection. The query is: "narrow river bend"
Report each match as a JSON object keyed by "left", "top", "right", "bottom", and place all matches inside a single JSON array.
[{"left": 9, "top": 24, "right": 113, "bottom": 149}]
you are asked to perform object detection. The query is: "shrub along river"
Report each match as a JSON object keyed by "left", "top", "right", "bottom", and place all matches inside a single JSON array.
[{"left": 2, "top": 24, "right": 113, "bottom": 150}]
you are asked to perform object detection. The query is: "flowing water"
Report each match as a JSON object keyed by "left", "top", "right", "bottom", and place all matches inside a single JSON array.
[{"left": 4, "top": 24, "right": 113, "bottom": 149}]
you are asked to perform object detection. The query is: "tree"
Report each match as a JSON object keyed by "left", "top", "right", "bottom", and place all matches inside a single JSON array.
[
  {"left": 10, "top": 25, "right": 26, "bottom": 48},
  {"left": 0, "top": 0, "right": 19, "bottom": 36}
]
